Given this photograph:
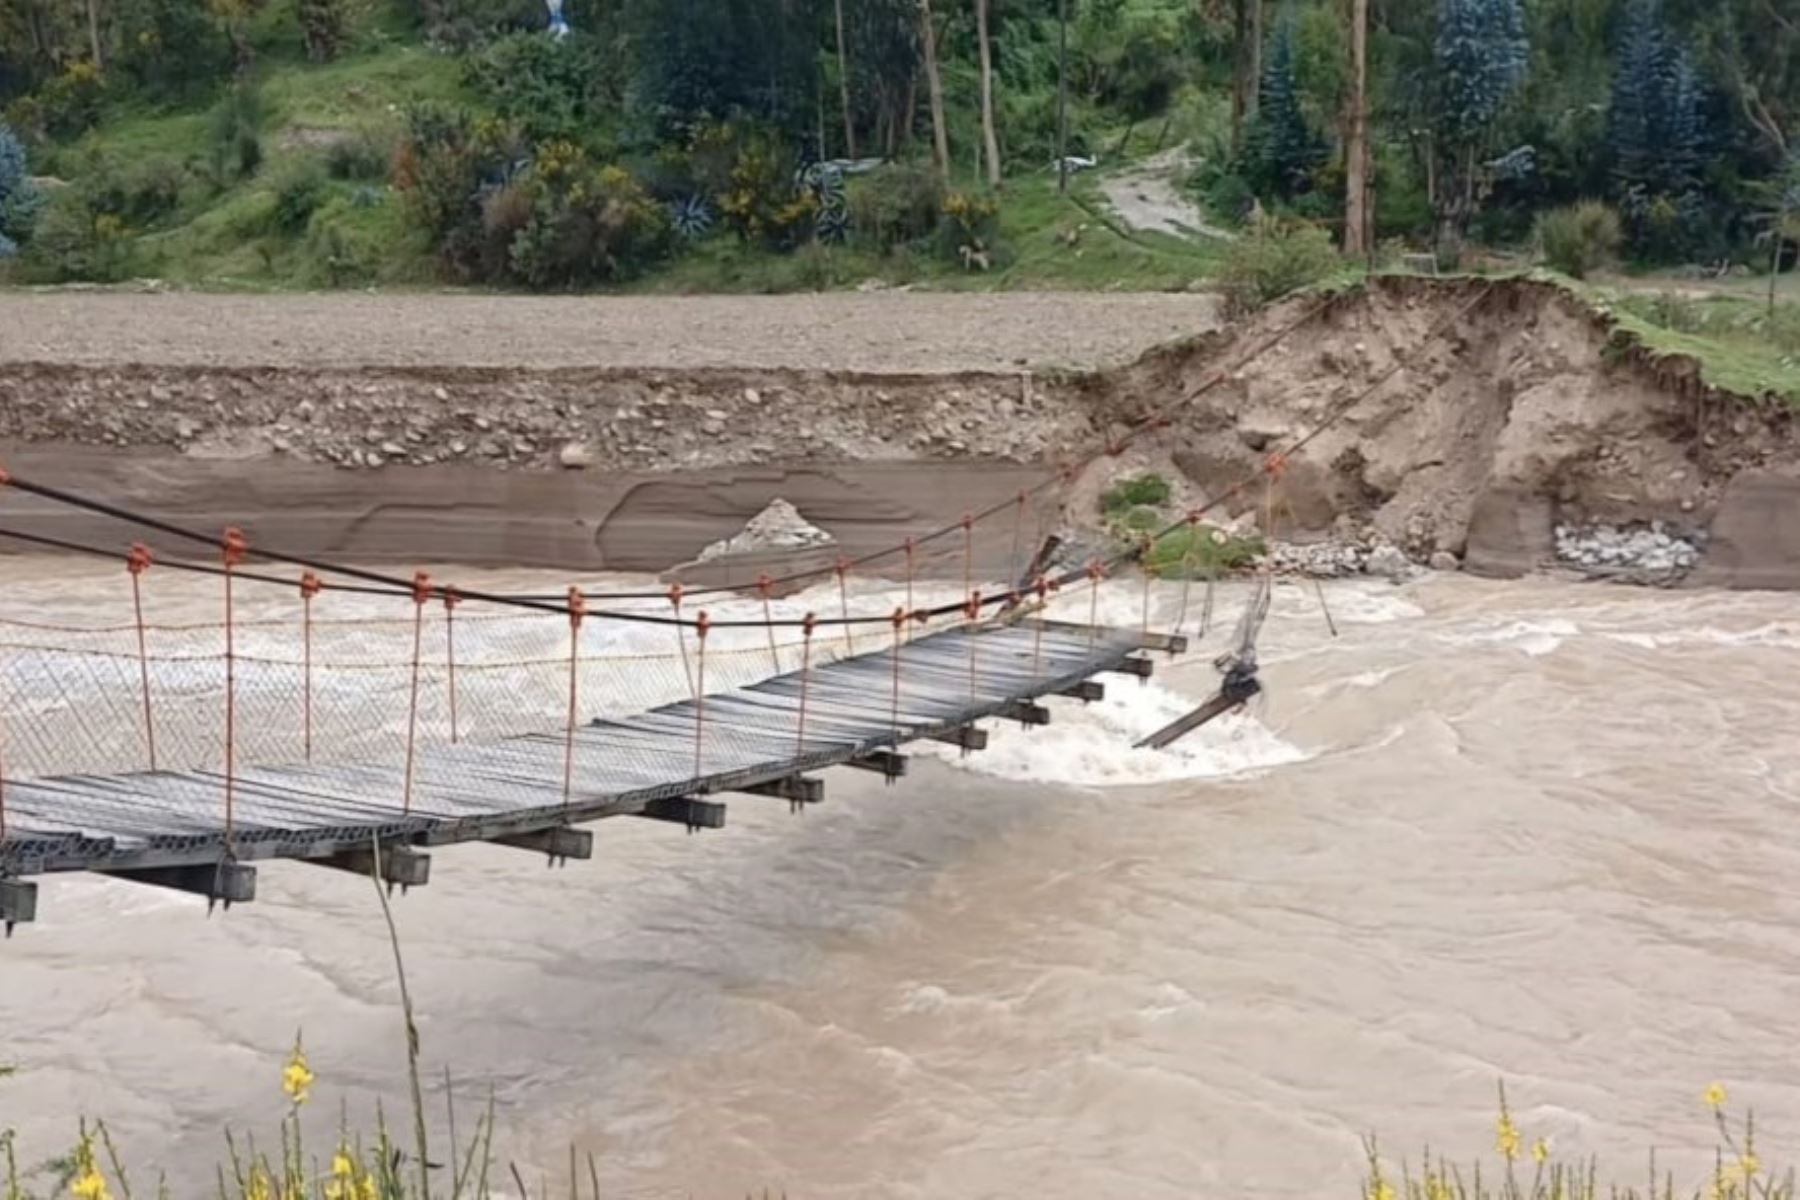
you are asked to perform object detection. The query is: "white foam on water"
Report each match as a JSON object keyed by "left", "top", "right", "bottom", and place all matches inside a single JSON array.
[
  {"left": 1603, "top": 623, "right": 1800, "bottom": 651},
  {"left": 914, "top": 677, "right": 1310, "bottom": 787},
  {"left": 1440, "top": 618, "right": 1580, "bottom": 657}
]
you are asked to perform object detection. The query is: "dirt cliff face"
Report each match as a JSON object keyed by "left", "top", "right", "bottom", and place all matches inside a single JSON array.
[
  {"left": 2, "top": 278, "right": 1795, "bottom": 587},
  {"left": 1087, "top": 277, "right": 1800, "bottom": 585}
]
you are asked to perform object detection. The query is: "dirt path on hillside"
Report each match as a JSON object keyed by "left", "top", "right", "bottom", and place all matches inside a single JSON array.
[
  {"left": 1098, "top": 148, "right": 1236, "bottom": 242},
  {"left": 0, "top": 291, "right": 1220, "bottom": 372}
]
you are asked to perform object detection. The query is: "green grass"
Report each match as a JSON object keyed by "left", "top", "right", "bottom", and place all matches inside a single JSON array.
[
  {"left": 1601, "top": 288, "right": 1800, "bottom": 404},
  {"left": 1510, "top": 270, "right": 1800, "bottom": 404}
]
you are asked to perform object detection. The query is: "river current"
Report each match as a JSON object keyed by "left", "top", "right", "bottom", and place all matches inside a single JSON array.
[{"left": 3, "top": 564, "right": 1797, "bottom": 1198}]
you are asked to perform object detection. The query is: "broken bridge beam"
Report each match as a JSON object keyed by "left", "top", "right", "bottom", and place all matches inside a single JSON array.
[
  {"left": 1136, "top": 631, "right": 1189, "bottom": 655},
  {"left": 1134, "top": 675, "right": 1263, "bottom": 750},
  {"left": 102, "top": 861, "right": 258, "bottom": 906},
  {"left": 925, "top": 725, "right": 988, "bottom": 751},
  {"left": 845, "top": 751, "right": 908, "bottom": 779},
  {"left": 634, "top": 796, "right": 727, "bottom": 830},
  {"left": 492, "top": 827, "right": 594, "bottom": 862},
  {"left": 996, "top": 699, "right": 1051, "bottom": 726},
  {"left": 1, "top": 878, "right": 38, "bottom": 934},
  {"left": 313, "top": 845, "right": 433, "bottom": 888},
  {"left": 1112, "top": 656, "right": 1155, "bottom": 680},
  {"left": 737, "top": 776, "right": 825, "bottom": 805},
  {"left": 1057, "top": 680, "right": 1105, "bottom": 703}
]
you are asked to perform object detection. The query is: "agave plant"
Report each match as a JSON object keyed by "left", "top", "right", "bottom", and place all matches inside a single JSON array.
[
  {"left": 668, "top": 193, "right": 714, "bottom": 240},
  {"left": 795, "top": 162, "right": 848, "bottom": 244}
]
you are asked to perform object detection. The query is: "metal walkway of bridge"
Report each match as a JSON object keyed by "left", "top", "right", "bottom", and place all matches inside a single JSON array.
[{"left": 0, "top": 618, "right": 1178, "bottom": 929}]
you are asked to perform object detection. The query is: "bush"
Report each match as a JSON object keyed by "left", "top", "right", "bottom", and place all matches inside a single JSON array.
[
  {"left": 936, "top": 189, "right": 1002, "bottom": 271},
  {"left": 116, "top": 0, "right": 233, "bottom": 102},
  {"left": 1219, "top": 216, "right": 1341, "bottom": 311},
  {"left": 691, "top": 123, "right": 815, "bottom": 250},
  {"left": 392, "top": 105, "right": 528, "bottom": 277},
  {"left": 325, "top": 131, "right": 393, "bottom": 181},
  {"left": 848, "top": 162, "right": 945, "bottom": 251},
  {"left": 90, "top": 157, "right": 187, "bottom": 225},
  {"left": 271, "top": 163, "right": 326, "bottom": 234},
  {"left": 504, "top": 146, "right": 673, "bottom": 287},
  {"left": 1100, "top": 472, "right": 1173, "bottom": 515},
  {"left": 466, "top": 32, "right": 621, "bottom": 146},
  {"left": 209, "top": 83, "right": 265, "bottom": 182},
  {"left": 1144, "top": 523, "right": 1267, "bottom": 576},
  {"left": 23, "top": 187, "right": 134, "bottom": 281},
  {"left": 1536, "top": 201, "right": 1622, "bottom": 279},
  {"left": 17, "top": 61, "right": 105, "bottom": 139}
]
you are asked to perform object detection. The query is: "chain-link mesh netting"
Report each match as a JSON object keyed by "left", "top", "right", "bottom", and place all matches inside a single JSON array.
[{"left": 0, "top": 582, "right": 1000, "bottom": 782}]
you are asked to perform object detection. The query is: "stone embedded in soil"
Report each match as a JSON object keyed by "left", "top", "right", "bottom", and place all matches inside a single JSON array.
[
  {"left": 697, "top": 499, "right": 836, "bottom": 562},
  {"left": 1554, "top": 522, "right": 1701, "bottom": 578}
]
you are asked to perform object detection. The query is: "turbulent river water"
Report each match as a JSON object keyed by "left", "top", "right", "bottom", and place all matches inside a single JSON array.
[{"left": 3, "top": 563, "right": 1799, "bottom": 1199}]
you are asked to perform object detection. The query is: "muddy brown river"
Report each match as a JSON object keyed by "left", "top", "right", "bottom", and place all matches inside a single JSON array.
[{"left": 2, "top": 566, "right": 1797, "bottom": 1198}]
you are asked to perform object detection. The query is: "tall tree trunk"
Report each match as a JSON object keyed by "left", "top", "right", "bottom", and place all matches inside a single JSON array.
[
  {"left": 975, "top": 0, "right": 1000, "bottom": 186},
  {"left": 85, "top": 0, "right": 103, "bottom": 68},
  {"left": 834, "top": 0, "right": 855, "bottom": 159},
  {"left": 1056, "top": 0, "right": 1069, "bottom": 191},
  {"left": 919, "top": 0, "right": 950, "bottom": 177},
  {"left": 900, "top": 74, "right": 917, "bottom": 150},
  {"left": 1341, "top": 0, "right": 1369, "bottom": 258},
  {"left": 1232, "top": 0, "right": 1262, "bottom": 155}
]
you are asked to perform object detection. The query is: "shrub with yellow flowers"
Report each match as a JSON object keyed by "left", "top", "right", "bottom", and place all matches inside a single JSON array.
[{"left": 1362, "top": 1081, "right": 1792, "bottom": 1200}]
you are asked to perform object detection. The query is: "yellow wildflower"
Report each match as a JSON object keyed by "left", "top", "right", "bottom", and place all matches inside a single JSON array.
[
  {"left": 1495, "top": 1110, "right": 1521, "bottom": 1161},
  {"left": 1740, "top": 1153, "right": 1760, "bottom": 1179},
  {"left": 1532, "top": 1137, "right": 1549, "bottom": 1164},
  {"left": 69, "top": 1134, "right": 110, "bottom": 1200},
  {"left": 1705, "top": 1082, "right": 1728, "bottom": 1112},
  {"left": 282, "top": 1036, "right": 314, "bottom": 1106},
  {"left": 244, "top": 1164, "right": 271, "bottom": 1200},
  {"left": 1367, "top": 1181, "right": 1396, "bottom": 1200}
]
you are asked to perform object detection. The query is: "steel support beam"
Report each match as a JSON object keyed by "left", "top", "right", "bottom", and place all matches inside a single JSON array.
[
  {"left": 314, "top": 845, "right": 433, "bottom": 889},
  {"left": 492, "top": 827, "right": 594, "bottom": 862},
  {"left": 739, "top": 776, "right": 825, "bottom": 805},
  {"left": 104, "top": 862, "right": 257, "bottom": 906},
  {"left": 1114, "top": 656, "right": 1155, "bottom": 679},
  {"left": 1056, "top": 680, "right": 1105, "bottom": 702},
  {"left": 634, "top": 797, "right": 726, "bottom": 830},
  {"left": 1, "top": 879, "right": 37, "bottom": 935},
  {"left": 997, "top": 700, "right": 1051, "bottom": 726},
  {"left": 1136, "top": 631, "right": 1189, "bottom": 654},
  {"left": 846, "top": 751, "right": 908, "bottom": 779},
  {"left": 926, "top": 725, "right": 988, "bottom": 751}
]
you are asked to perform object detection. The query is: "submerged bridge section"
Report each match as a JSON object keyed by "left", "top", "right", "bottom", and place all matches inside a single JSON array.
[{"left": 0, "top": 616, "right": 1181, "bottom": 931}]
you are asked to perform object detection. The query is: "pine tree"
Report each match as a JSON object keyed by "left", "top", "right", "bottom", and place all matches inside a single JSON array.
[
  {"left": 1242, "top": 10, "right": 1320, "bottom": 198},
  {"left": 1433, "top": 0, "right": 1527, "bottom": 146},
  {"left": 1606, "top": 0, "right": 1710, "bottom": 259},
  {"left": 1430, "top": 0, "right": 1528, "bottom": 253}
]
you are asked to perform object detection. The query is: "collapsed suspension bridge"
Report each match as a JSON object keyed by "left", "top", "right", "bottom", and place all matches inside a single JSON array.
[{"left": 0, "top": 284, "right": 1488, "bottom": 934}]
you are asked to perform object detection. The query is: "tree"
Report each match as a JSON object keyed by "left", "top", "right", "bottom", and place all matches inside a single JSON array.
[
  {"left": 918, "top": 0, "right": 948, "bottom": 175},
  {"left": 0, "top": 121, "right": 46, "bottom": 258},
  {"left": 1342, "top": 0, "right": 1370, "bottom": 257},
  {"left": 1231, "top": 0, "right": 1262, "bottom": 154},
  {"left": 1430, "top": 0, "right": 1528, "bottom": 254},
  {"left": 833, "top": 0, "right": 854, "bottom": 156},
  {"left": 1243, "top": 10, "right": 1323, "bottom": 199},
  {"left": 974, "top": 0, "right": 999, "bottom": 185},
  {"left": 1606, "top": 0, "right": 1707, "bottom": 259}
]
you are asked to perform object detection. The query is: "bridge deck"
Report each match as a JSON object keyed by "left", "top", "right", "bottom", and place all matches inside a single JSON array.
[{"left": 0, "top": 620, "right": 1160, "bottom": 897}]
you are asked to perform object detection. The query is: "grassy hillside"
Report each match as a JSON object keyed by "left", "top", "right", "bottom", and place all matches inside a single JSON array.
[{"left": 1, "top": 0, "right": 1233, "bottom": 294}]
